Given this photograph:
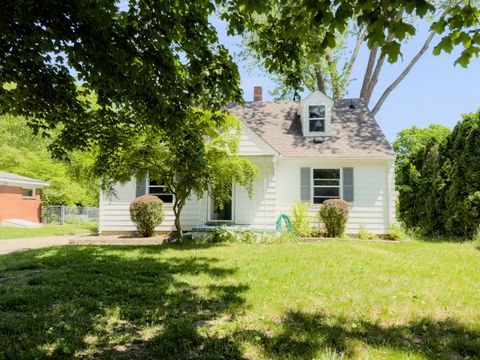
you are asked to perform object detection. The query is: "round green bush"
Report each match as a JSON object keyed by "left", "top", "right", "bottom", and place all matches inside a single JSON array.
[
  {"left": 318, "top": 199, "right": 349, "bottom": 238},
  {"left": 129, "top": 195, "right": 164, "bottom": 237}
]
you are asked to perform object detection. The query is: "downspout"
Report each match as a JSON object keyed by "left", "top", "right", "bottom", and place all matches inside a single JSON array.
[
  {"left": 263, "top": 156, "right": 267, "bottom": 231},
  {"left": 98, "top": 187, "right": 103, "bottom": 235},
  {"left": 385, "top": 160, "right": 393, "bottom": 231}
]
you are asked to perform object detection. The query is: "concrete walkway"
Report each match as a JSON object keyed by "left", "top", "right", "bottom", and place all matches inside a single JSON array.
[{"left": 0, "top": 235, "right": 79, "bottom": 255}]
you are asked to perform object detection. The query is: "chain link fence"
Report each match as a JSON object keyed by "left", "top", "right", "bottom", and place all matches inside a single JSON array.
[{"left": 41, "top": 205, "right": 99, "bottom": 225}]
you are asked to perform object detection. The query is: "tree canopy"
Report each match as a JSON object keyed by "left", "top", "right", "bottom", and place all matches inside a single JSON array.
[
  {"left": 1, "top": 1, "right": 479, "bottom": 149},
  {"left": 234, "top": 0, "right": 480, "bottom": 114},
  {"left": 0, "top": 0, "right": 242, "bottom": 158},
  {"left": 0, "top": 114, "right": 99, "bottom": 206},
  {"left": 98, "top": 109, "right": 258, "bottom": 237}
]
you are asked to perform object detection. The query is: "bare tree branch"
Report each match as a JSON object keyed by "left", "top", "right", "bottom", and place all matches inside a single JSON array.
[
  {"left": 360, "top": 44, "right": 378, "bottom": 100},
  {"left": 371, "top": 30, "right": 436, "bottom": 115},
  {"left": 338, "top": 29, "right": 365, "bottom": 99},
  {"left": 364, "top": 9, "right": 405, "bottom": 103}
]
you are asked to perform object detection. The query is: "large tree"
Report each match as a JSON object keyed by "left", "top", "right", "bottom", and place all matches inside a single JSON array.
[
  {"left": 0, "top": 0, "right": 243, "bottom": 159},
  {"left": 2, "top": 1, "right": 479, "bottom": 140},
  {"left": 226, "top": 0, "right": 480, "bottom": 114},
  {"left": 98, "top": 110, "right": 258, "bottom": 238},
  {"left": 393, "top": 125, "right": 451, "bottom": 234}
]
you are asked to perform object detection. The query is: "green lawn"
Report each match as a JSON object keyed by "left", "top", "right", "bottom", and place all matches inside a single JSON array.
[
  {"left": 0, "top": 240, "right": 479, "bottom": 359},
  {"left": 0, "top": 223, "right": 98, "bottom": 239}
]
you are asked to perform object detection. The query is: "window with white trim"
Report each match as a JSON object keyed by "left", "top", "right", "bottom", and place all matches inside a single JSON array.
[
  {"left": 313, "top": 169, "right": 340, "bottom": 204},
  {"left": 308, "top": 105, "right": 326, "bottom": 132},
  {"left": 148, "top": 179, "right": 173, "bottom": 203},
  {"left": 22, "top": 188, "right": 35, "bottom": 199}
]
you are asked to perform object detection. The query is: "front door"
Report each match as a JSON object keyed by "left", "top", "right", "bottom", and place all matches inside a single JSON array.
[{"left": 208, "top": 185, "right": 233, "bottom": 222}]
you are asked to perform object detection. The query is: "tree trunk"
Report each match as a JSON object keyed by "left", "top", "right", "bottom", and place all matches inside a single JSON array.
[
  {"left": 173, "top": 199, "right": 184, "bottom": 240},
  {"left": 338, "top": 30, "right": 365, "bottom": 99},
  {"left": 360, "top": 44, "right": 378, "bottom": 101},
  {"left": 364, "top": 9, "right": 404, "bottom": 104},
  {"left": 314, "top": 64, "right": 327, "bottom": 94},
  {"left": 371, "top": 30, "right": 436, "bottom": 116},
  {"left": 325, "top": 53, "right": 341, "bottom": 99}
]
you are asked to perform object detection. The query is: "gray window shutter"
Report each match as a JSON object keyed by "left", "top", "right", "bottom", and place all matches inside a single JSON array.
[
  {"left": 136, "top": 177, "right": 147, "bottom": 197},
  {"left": 300, "top": 167, "right": 311, "bottom": 202},
  {"left": 343, "top": 167, "right": 354, "bottom": 202}
]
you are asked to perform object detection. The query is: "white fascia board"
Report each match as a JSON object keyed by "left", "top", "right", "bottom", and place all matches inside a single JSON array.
[{"left": 0, "top": 179, "right": 50, "bottom": 187}]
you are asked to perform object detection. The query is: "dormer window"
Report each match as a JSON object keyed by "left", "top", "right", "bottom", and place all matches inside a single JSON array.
[
  {"left": 298, "top": 90, "right": 334, "bottom": 137},
  {"left": 309, "top": 105, "right": 326, "bottom": 132}
]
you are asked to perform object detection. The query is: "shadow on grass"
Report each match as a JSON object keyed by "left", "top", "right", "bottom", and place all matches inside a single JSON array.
[
  {"left": 0, "top": 246, "right": 248, "bottom": 359},
  {"left": 237, "top": 310, "right": 480, "bottom": 359}
]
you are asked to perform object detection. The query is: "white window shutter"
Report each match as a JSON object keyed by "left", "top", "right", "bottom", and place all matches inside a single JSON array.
[
  {"left": 342, "top": 167, "right": 354, "bottom": 202},
  {"left": 300, "top": 167, "right": 311, "bottom": 202}
]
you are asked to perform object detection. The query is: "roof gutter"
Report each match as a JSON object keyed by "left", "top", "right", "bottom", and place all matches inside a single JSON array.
[{"left": 0, "top": 178, "right": 50, "bottom": 187}]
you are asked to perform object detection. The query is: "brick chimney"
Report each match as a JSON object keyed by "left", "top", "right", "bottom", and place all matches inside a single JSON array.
[{"left": 253, "top": 86, "right": 262, "bottom": 102}]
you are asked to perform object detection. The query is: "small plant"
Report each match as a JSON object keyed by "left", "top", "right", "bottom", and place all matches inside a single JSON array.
[
  {"left": 318, "top": 199, "right": 349, "bottom": 238},
  {"left": 211, "top": 226, "right": 238, "bottom": 243},
  {"left": 129, "top": 195, "right": 164, "bottom": 237},
  {"left": 292, "top": 200, "right": 313, "bottom": 237},
  {"left": 358, "top": 224, "right": 376, "bottom": 240},
  {"left": 239, "top": 228, "right": 259, "bottom": 243},
  {"left": 473, "top": 225, "right": 480, "bottom": 249},
  {"left": 258, "top": 232, "right": 275, "bottom": 244},
  {"left": 274, "top": 230, "right": 298, "bottom": 244},
  {"left": 386, "top": 222, "right": 405, "bottom": 240}
]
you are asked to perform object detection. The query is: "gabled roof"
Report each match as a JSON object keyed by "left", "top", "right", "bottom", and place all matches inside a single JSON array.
[
  {"left": 0, "top": 171, "right": 50, "bottom": 187},
  {"left": 227, "top": 98, "right": 395, "bottom": 158}
]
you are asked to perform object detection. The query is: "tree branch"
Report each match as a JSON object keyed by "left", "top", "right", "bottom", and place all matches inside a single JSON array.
[
  {"left": 371, "top": 30, "right": 436, "bottom": 116},
  {"left": 339, "top": 29, "right": 365, "bottom": 99},
  {"left": 365, "top": 9, "right": 405, "bottom": 103},
  {"left": 360, "top": 44, "right": 378, "bottom": 100},
  {"left": 314, "top": 61, "right": 327, "bottom": 94}
]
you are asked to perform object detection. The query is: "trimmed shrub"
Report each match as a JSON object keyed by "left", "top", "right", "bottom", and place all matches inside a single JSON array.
[
  {"left": 318, "top": 199, "right": 349, "bottom": 237},
  {"left": 129, "top": 195, "right": 164, "bottom": 237}
]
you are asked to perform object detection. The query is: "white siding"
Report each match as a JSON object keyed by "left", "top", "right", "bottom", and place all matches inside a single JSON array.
[
  {"left": 238, "top": 123, "right": 278, "bottom": 156},
  {"left": 99, "top": 156, "right": 276, "bottom": 233},
  {"left": 275, "top": 158, "right": 395, "bottom": 234},
  {"left": 100, "top": 180, "right": 206, "bottom": 233},
  {"left": 234, "top": 156, "right": 276, "bottom": 230},
  {"left": 99, "top": 156, "right": 395, "bottom": 235}
]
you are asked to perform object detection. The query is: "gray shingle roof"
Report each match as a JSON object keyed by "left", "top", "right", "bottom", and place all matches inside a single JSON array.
[
  {"left": 0, "top": 171, "right": 50, "bottom": 186},
  {"left": 228, "top": 98, "right": 394, "bottom": 158}
]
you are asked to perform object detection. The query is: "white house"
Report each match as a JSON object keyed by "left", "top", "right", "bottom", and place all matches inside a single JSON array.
[{"left": 99, "top": 89, "right": 395, "bottom": 235}]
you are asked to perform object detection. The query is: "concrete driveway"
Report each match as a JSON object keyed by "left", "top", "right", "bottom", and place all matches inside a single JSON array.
[{"left": 0, "top": 235, "right": 78, "bottom": 255}]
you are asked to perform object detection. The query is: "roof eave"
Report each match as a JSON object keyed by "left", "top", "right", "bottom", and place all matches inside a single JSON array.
[{"left": 0, "top": 178, "right": 50, "bottom": 187}]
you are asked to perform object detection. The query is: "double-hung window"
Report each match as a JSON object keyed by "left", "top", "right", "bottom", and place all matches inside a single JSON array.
[
  {"left": 148, "top": 179, "right": 173, "bottom": 203},
  {"left": 308, "top": 105, "right": 326, "bottom": 132},
  {"left": 313, "top": 169, "right": 340, "bottom": 204}
]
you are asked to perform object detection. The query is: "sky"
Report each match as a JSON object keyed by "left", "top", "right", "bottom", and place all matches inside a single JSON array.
[{"left": 211, "top": 17, "right": 480, "bottom": 142}]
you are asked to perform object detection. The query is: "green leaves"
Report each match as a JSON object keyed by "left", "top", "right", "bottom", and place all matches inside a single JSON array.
[{"left": 395, "top": 110, "right": 480, "bottom": 237}]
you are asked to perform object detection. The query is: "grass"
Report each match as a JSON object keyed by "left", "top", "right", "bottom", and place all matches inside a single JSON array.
[
  {"left": 0, "top": 223, "right": 98, "bottom": 239},
  {"left": 0, "top": 240, "right": 479, "bottom": 359}
]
